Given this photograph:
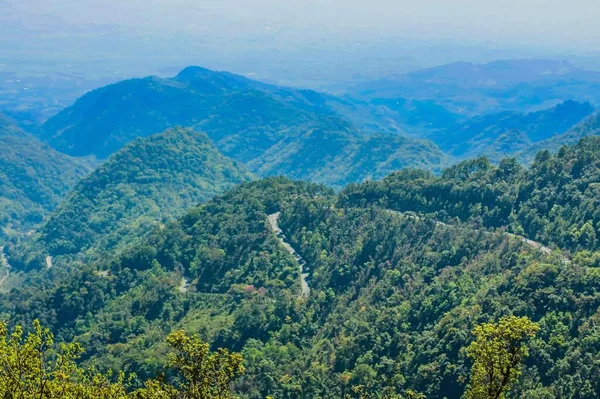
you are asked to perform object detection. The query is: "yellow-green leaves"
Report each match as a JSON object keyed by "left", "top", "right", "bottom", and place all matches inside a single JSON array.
[
  {"left": 0, "top": 319, "right": 130, "bottom": 398},
  {"left": 138, "top": 330, "right": 245, "bottom": 399},
  {"left": 0, "top": 320, "right": 244, "bottom": 399},
  {"left": 464, "top": 316, "right": 539, "bottom": 399}
]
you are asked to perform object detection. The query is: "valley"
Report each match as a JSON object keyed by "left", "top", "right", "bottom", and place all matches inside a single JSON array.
[
  {"left": 1, "top": 61, "right": 600, "bottom": 399},
  {"left": 3, "top": 2, "right": 600, "bottom": 398}
]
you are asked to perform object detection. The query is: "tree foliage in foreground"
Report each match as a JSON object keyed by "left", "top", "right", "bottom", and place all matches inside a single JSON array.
[
  {"left": 0, "top": 320, "right": 244, "bottom": 399},
  {"left": 136, "top": 330, "right": 245, "bottom": 399},
  {"left": 0, "top": 316, "right": 539, "bottom": 399},
  {"left": 4, "top": 158, "right": 600, "bottom": 398},
  {"left": 464, "top": 316, "right": 539, "bottom": 399}
]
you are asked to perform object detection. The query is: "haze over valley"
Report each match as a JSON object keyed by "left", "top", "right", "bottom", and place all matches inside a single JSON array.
[{"left": 2, "top": 1, "right": 600, "bottom": 398}]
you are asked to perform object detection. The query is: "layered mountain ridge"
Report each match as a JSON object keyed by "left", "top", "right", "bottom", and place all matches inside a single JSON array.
[{"left": 11, "top": 127, "right": 252, "bottom": 268}]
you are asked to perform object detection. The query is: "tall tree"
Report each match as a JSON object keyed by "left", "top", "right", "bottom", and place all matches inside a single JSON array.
[
  {"left": 135, "top": 330, "right": 245, "bottom": 399},
  {"left": 464, "top": 316, "right": 539, "bottom": 399}
]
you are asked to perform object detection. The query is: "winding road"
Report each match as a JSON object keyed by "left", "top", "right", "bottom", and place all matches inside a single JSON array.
[
  {"left": 268, "top": 212, "right": 310, "bottom": 298},
  {"left": 0, "top": 247, "right": 8, "bottom": 268},
  {"left": 266, "top": 208, "right": 569, "bottom": 300},
  {"left": 0, "top": 247, "right": 11, "bottom": 287},
  {"left": 179, "top": 276, "right": 190, "bottom": 293},
  {"left": 385, "top": 209, "right": 569, "bottom": 263}
]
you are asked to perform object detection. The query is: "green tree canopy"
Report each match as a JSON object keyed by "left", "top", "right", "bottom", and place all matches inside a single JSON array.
[{"left": 464, "top": 316, "right": 539, "bottom": 399}]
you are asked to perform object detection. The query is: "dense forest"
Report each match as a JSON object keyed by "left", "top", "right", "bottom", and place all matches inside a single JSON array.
[
  {"left": 0, "top": 315, "right": 538, "bottom": 399},
  {"left": 4, "top": 5, "right": 600, "bottom": 396},
  {"left": 426, "top": 100, "right": 595, "bottom": 161},
  {"left": 3, "top": 138, "right": 600, "bottom": 397},
  {"left": 8, "top": 127, "right": 252, "bottom": 269},
  {"left": 38, "top": 67, "right": 446, "bottom": 188},
  {"left": 0, "top": 113, "right": 93, "bottom": 239},
  {"left": 340, "top": 137, "right": 600, "bottom": 252}
]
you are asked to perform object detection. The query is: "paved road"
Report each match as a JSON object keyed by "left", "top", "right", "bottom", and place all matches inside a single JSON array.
[
  {"left": 385, "top": 209, "right": 569, "bottom": 263},
  {"left": 0, "top": 268, "right": 8, "bottom": 287},
  {"left": 267, "top": 208, "right": 569, "bottom": 299},
  {"left": 268, "top": 212, "right": 310, "bottom": 298},
  {"left": 506, "top": 233, "right": 553, "bottom": 255},
  {"left": 0, "top": 247, "right": 9, "bottom": 268},
  {"left": 0, "top": 247, "right": 10, "bottom": 287},
  {"left": 179, "top": 276, "right": 190, "bottom": 293}
]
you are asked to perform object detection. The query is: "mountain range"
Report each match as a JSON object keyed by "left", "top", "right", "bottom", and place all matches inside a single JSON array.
[
  {"left": 3, "top": 137, "right": 600, "bottom": 398},
  {"left": 2, "top": 58, "right": 600, "bottom": 398},
  {"left": 34, "top": 63, "right": 600, "bottom": 186},
  {"left": 38, "top": 66, "right": 447, "bottom": 187},
  {"left": 349, "top": 59, "right": 600, "bottom": 115},
  {"left": 2, "top": 63, "right": 600, "bottom": 243}
]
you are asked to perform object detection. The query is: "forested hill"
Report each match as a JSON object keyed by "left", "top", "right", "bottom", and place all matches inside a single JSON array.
[
  {"left": 38, "top": 66, "right": 447, "bottom": 187},
  {"left": 40, "top": 66, "right": 329, "bottom": 159},
  {"left": 0, "top": 113, "right": 92, "bottom": 237},
  {"left": 339, "top": 136, "right": 600, "bottom": 253},
  {"left": 518, "top": 111, "right": 600, "bottom": 163},
  {"left": 428, "top": 100, "right": 595, "bottom": 161},
  {"left": 2, "top": 160, "right": 600, "bottom": 397},
  {"left": 36, "top": 65, "right": 600, "bottom": 189},
  {"left": 10, "top": 127, "right": 252, "bottom": 268}
]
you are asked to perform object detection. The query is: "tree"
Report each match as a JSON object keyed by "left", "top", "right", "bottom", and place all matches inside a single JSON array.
[
  {"left": 343, "top": 385, "right": 425, "bottom": 399},
  {"left": 464, "top": 316, "right": 539, "bottom": 399},
  {"left": 136, "top": 330, "right": 245, "bottom": 399},
  {"left": 0, "top": 320, "right": 129, "bottom": 398},
  {"left": 578, "top": 222, "right": 597, "bottom": 250},
  {"left": 0, "top": 320, "right": 244, "bottom": 399}
]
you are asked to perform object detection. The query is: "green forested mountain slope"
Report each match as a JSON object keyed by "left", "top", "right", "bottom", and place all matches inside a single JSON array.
[
  {"left": 518, "top": 112, "right": 600, "bottom": 163},
  {"left": 38, "top": 65, "right": 600, "bottom": 187},
  {"left": 0, "top": 113, "right": 92, "bottom": 237},
  {"left": 40, "top": 67, "right": 328, "bottom": 160},
  {"left": 246, "top": 117, "right": 446, "bottom": 186},
  {"left": 1, "top": 178, "right": 333, "bottom": 376},
  {"left": 268, "top": 198, "right": 600, "bottom": 398},
  {"left": 38, "top": 66, "right": 447, "bottom": 187},
  {"left": 340, "top": 137, "right": 600, "bottom": 252},
  {"left": 2, "top": 167, "right": 600, "bottom": 398},
  {"left": 12, "top": 127, "right": 252, "bottom": 267},
  {"left": 427, "top": 100, "right": 594, "bottom": 161}
]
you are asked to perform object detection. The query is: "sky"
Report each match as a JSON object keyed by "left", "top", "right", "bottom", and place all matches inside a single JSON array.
[
  {"left": 8, "top": 0, "right": 600, "bottom": 49},
  {"left": 3, "top": 0, "right": 600, "bottom": 86}
]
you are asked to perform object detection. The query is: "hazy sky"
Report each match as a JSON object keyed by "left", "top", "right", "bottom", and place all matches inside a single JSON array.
[
  {"left": 9, "top": 0, "right": 600, "bottom": 50},
  {"left": 3, "top": 0, "right": 600, "bottom": 86}
]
